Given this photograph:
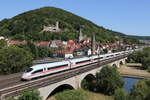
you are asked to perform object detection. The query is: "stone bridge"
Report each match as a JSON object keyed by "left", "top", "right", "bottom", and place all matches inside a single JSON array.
[{"left": 39, "top": 57, "right": 127, "bottom": 100}]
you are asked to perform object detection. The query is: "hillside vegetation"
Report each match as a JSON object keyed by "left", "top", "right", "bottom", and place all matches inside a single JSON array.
[
  {"left": 129, "top": 35, "right": 150, "bottom": 40},
  {"left": 0, "top": 7, "right": 138, "bottom": 43}
]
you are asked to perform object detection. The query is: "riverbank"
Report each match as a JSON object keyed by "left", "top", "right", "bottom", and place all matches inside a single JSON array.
[{"left": 118, "top": 63, "right": 150, "bottom": 79}]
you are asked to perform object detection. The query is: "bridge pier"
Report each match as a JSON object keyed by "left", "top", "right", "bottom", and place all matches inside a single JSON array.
[
  {"left": 39, "top": 58, "right": 127, "bottom": 100},
  {"left": 38, "top": 67, "right": 103, "bottom": 100}
]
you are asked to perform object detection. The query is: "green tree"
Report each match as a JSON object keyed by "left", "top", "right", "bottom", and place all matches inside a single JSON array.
[
  {"left": 38, "top": 46, "right": 49, "bottom": 58},
  {"left": 0, "top": 46, "right": 33, "bottom": 74},
  {"left": 96, "top": 66, "right": 124, "bottom": 95},
  {"left": 55, "top": 90, "right": 87, "bottom": 100},
  {"left": 18, "top": 89, "right": 42, "bottom": 100},
  {"left": 0, "top": 39, "right": 6, "bottom": 49},
  {"left": 114, "top": 88, "right": 128, "bottom": 100},
  {"left": 81, "top": 79, "right": 90, "bottom": 90},
  {"left": 130, "top": 79, "right": 150, "bottom": 100},
  {"left": 127, "top": 47, "right": 150, "bottom": 70},
  {"left": 26, "top": 41, "right": 39, "bottom": 59}
]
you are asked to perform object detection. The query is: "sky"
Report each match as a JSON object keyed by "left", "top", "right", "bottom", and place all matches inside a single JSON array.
[{"left": 0, "top": 0, "right": 150, "bottom": 36}]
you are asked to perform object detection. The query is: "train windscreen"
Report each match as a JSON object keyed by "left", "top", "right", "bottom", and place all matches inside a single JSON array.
[{"left": 26, "top": 68, "right": 33, "bottom": 73}]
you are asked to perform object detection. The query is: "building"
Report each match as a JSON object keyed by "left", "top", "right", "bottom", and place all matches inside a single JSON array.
[
  {"left": 33, "top": 41, "right": 51, "bottom": 48},
  {"left": 0, "top": 36, "right": 5, "bottom": 40},
  {"left": 43, "top": 21, "right": 62, "bottom": 32},
  {"left": 7, "top": 40, "right": 26, "bottom": 46}
]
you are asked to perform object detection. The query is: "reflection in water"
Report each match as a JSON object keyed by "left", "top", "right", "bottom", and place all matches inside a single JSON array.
[{"left": 123, "top": 77, "right": 140, "bottom": 92}]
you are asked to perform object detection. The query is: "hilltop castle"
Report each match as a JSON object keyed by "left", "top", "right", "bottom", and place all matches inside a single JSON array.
[{"left": 43, "top": 21, "right": 62, "bottom": 32}]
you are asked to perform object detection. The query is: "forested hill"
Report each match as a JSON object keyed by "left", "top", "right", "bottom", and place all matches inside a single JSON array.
[
  {"left": 129, "top": 35, "right": 150, "bottom": 40},
  {"left": 0, "top": 7, "right": 138, "bottom": 43}
]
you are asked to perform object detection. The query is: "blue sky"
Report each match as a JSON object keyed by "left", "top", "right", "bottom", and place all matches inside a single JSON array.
[{"left": 0, "top": 0, "right": 150, "bottom": 36}]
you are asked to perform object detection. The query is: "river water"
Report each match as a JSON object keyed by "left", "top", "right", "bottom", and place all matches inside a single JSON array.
[{"left": 123, "top": 77, "right": 140, "bottom": 92}]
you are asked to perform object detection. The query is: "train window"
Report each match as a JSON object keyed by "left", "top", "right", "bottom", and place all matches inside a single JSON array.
[
  {"left": 32, "top": 69, "right": 43, "bottom": 74},
  {"left": 100, "top": 57, "right": 103, "bottom": 59},
  {"left": 48, "top": 64, "right": 68, "bottom": 70},
  {"left": 26, "top": 68, "right": 33, "bottom": 73},
  {"left": 94, "top": 58, "right": 99, "bottom": 60},
  {"left": 76, "top": 59, "right": 90, "bottom": 64}
]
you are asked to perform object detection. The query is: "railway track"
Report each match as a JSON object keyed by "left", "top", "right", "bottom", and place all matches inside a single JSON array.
[{"left": 0, "top": 54, "right": 127, "bottom": 99}]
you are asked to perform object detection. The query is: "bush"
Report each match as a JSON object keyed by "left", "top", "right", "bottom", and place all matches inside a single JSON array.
[
  {"left": 0, "top": 40, "right": 6, "bottom": 49},
  {"left": 55, "top": 90, "right": 87, "bottom": 100},
  {"left": 96, "top": 66, "right": 124, "bottom": 95},
  {"left": 81, "top": 79, "right": 89, "bottom": 90},
  {"left": 114, "top": 88, "right": 128, "bottom": 100},
  {"left": 130, "top": 79, "right": 150, "bottom": 100},
  {"left": 0, "top": 46, "right": 33, "bottom": 74},
  {"left": 127, "top": 47, "right": 150, "bottom": 70},
  {"left": 38, "top": 46, "right": 49, "bottom": 58},
  {"left": 18, "top": 89, "right": 42, "bottom": 100}
]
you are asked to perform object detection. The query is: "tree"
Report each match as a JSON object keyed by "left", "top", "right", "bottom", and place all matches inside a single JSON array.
[
  {"left": 0, "top": 46, "right": 33, "bottom": 74},
  {"left": 38, "top": 46, "right": 49, "bottom": 58},
  {"left": 127, "top": 47, "right": 150, "bottom": 70},
  {"left": 26, "top": 41, "right": 39, "bottom": 59},
  {"left": 130, "top": 79, "right": 150, "bottom": 100},
  {"left": 96, "top": 66, "right": 124, "bottom": 95},
  {"left": 18, "top": 89, "right": 42, "bottom": 100},
  {"left": 114, "top": 88, "right": 129, "bottom": 100},
  {"left": 0, "top": 39, "right": 6, "bottom": 49},
  {"left": 81, "top": 79, "right": 90, "bottom": 90},
  {"left": 127, "top": 51, "right": 142, "bottom": 63}
]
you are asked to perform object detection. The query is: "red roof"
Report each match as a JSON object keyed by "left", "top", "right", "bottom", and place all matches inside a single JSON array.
[
  {"left": 8, "top": 40, "right": 26, "bottom": 45},
  {"left": 34, "top": 41, "right": 50, "bottom": 46},
  {"left": 55, "top": 50, "right": 73, "bottom": 54}
]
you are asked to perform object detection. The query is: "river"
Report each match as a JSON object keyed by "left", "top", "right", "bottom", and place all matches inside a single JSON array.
[{"left": 123, "top": 77, "right": 140, "bottom": 92}]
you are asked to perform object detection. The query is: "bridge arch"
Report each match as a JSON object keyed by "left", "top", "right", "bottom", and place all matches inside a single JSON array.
[
  {"left": 46, "top": 84, "right": 74, "bottom": 99},
  {"left": 112, "top": 64, "right": 117, "bottom": 68},
  {"left": 79, "top": 73, "right": 95, "bottom": 86},
  {"left": 120, "top": 61, "right": 123, "bottom": 65},
  {"left": 82, "top": 74, "right": 96, "bottom": 82},
  {"left": 80, "top": 73, "right": 97, "bottom": 91}
]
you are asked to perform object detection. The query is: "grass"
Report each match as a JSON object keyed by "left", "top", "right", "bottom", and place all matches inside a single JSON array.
[{"left": 47, "top": 89, "right": 114, "bottom": 100}]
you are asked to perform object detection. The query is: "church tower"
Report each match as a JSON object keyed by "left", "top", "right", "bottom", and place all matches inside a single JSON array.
[{"left": 79, "top": 28, "right": 83, "bottom": 42}]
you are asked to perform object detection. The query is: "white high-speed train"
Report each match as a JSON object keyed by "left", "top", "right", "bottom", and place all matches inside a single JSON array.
[{"left": 21, "top": 51, "right": 129, "bottom": 80}]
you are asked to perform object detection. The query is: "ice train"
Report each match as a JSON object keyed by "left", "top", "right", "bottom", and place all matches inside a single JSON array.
[{"left": 21, "top": 51, "right": 129, "bottom": 80}]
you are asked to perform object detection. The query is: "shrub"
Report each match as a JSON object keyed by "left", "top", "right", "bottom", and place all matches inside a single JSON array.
[
  {"left": 96, "top": 66, "right": 124, "bottom": 95},
  {"left": 114, "top": 88, "right": 128, "bottom": 100},
  {"left": 81, "top": 79, "right": 89, "bottom": 90},
  {"left": 55, "top": 90, "right": 87, "bottom": 100},
  {"left": 130, "top": 79, "right": 150, "bottom": 100},
  {"left": 0, "top": 46, "right": 33, "bottom": 74},
  {"left": 18, "top": 89, "right": 42, "bottom": 100}
]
